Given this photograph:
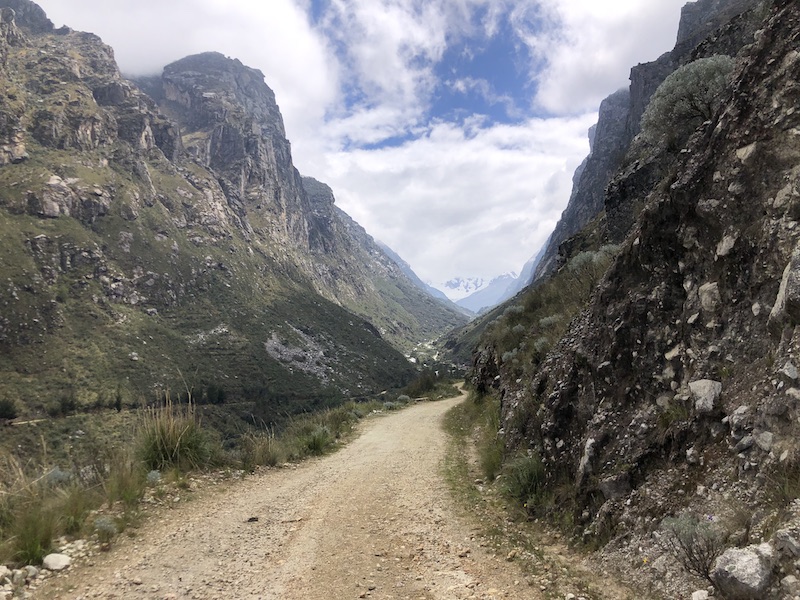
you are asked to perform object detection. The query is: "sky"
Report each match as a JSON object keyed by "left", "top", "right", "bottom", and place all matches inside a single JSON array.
[{"left": 37, "top": 0, "right": 688, "bottom": 295}]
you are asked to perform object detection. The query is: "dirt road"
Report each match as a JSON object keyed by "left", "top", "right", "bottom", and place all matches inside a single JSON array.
[{"left": 38, "top": 394, "right": 549, "bottom": 600}]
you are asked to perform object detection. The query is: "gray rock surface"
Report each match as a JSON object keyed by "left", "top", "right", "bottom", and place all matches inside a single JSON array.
[
  {"left": 41, "top": 554, "right": 71, "bottom": 572},
  {"left": 769, "top": 246, "right": 800, "bottom": 335},
  {"left": 712, "top": 543, "right": 774, "bottom": 599},
  {"left": 689, "top": 379, "right": 722, "bottom": 414}
]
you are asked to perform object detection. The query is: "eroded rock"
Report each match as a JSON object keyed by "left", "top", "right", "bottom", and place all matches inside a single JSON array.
[
  {"left": 712, "top": 543, "right": 774, "bottom": 600},
  {"left": 689, "top": 379, "right": 722, "bottom": 415}
]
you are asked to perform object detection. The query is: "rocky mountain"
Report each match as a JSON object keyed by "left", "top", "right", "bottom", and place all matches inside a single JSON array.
[
  {"left": 455, "top": 273, "right": 518, "bottom": 314},
  {"left": 464, "top": 0, "right": 800, "bottom": 597},
  {"left": 442, "top": 276, "right": 486, "bottom": 301},
  {"left": 0, "top": 2, "right": 464, "bottom": 417},
  {"left": 500, "top": 238, "right": 549, "bottom": 299},
  {"left": 375, "top": 240, "right": 467, "bottom": 308},
  {"left": 532, "top": 0, "right": 760, "bottom": 282}
]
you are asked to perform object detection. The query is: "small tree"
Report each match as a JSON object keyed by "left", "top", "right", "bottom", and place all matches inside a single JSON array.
[
  {"left": 639, "top": 55, "right": 735, "bottom": 151},
  {"left": 662, "top": 513, "right": 729, "bottom": 584}
]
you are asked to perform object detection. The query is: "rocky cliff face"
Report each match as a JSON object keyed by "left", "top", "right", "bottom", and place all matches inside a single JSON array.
[
  {"left": 139, "top": 54, "right": 466, "bottom": 350},
  {"left": 533, "top": 88, "right": 630, "bottom": 279},
  {"left": 471, "top": 0, "right": 800, "bottom": 596},
  {"left": 0, "top": 2, "right": 461, "bottom": 415},
  {"left": 300, "top": 176, "right": 467, "bottom": 346},
  {"left": 532, "top": 0, "right": 761, "bottom": 283}
]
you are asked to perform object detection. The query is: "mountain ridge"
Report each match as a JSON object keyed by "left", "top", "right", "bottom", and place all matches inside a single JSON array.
[{"left": 0, "top": 1, "right": 464, "bottom": 417}]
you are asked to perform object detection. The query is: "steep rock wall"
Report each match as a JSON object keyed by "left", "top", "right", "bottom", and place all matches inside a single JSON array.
[
  {"left": 475, "top": 1, "right": 800, "bottom": 596},
  {"left": 532, "top": 0, "right": 761, "bottom": 283}
]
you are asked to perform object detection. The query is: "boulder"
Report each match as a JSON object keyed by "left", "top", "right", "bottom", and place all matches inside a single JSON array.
[
  {"left": 782, "top": 574, "right": 800, "bottom": 596},
  {"left": 780, "top": 360, "right": 799, "bottom": 381},
  {"left": 712, "top": 543, "right": 774, "bottom": 599},
  {"left": 775, "top": 528, "right": 800, "bottom": 557},
  {"left": 769, "top": 246, "right": 800, "bottom": 335},
  {"left": 699, "top": 282, "right": 722, "bottom": 312},
  {"left": 599, "top": 473, "right": 631, "bottom": 500},
  {"left": 689, "top": 379, "right": 722, "bottom": 414},
  {"left": 42, "top": 553, "right": 71, "bottom": 572},
  {"left": 754, "top": 431, "right": 774, "bottom": 452}
]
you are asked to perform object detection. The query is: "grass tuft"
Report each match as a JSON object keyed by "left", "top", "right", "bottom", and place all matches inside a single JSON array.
[
  {"left": 137, "top": 398, "right": 215, "bottom": 472},
  {"left": 502, "top": 453, "right": 546, "bottom": 508}
]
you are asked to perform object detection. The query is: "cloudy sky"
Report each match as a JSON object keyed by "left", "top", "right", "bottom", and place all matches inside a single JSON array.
[{"left": 37, "top": 0, "right": 687, "bottom": 294}]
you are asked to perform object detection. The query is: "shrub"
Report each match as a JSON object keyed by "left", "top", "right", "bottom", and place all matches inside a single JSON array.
[
  {"left": 538, "top": 315, "right": 561, "bottom": 329},
  {"left": 93, "top": 516, "right": 117, "bottom": 545},
  {"left": 0, "top": 398, "right": 18, "bottom": 421},
  {"left": 137, "top": 400, "right": 214, "bottom": 471},
  {"left": 59, "top": 393, "right": 78, "bottom": 416},
  {"left": 662, "top": 513, "right": 729, "bottom": 584},
  {"left": 8, "top": 498, "right": 56, "bottom": 565},
  {"left": 477, "top": 397, "right": 504, "bottom": 481},
  {"left": 639, "top": 55, "right": 735, "bottom": 150},
  {"left": 104, "top": 451, "right": 146, "bottom": 508},
  {"left": 205, "top": 384, "right": 227, "bottom": 405},
  {"left": 405, "top": 370, "right": 438, "bottom": 397},
  {"left": 146, "top": 470, "right": 162, "bottom": 486},
  {"left": 304, "top": 426, "right": 332, "bottom": 456},
  {"left": 240, "top": 431, "right": 286, "bottom": 471},
  {"left": 767, "top": 458, "right": 800, "bottom": 507},
  {"left": 57, "top": 483, "right": 98, "bottom": 536}
]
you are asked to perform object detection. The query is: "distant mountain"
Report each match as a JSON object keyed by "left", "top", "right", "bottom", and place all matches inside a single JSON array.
[
  {"left": 375, "top": 241, "right": 451, "bottom": 304},
  {"left": 442, "top": 277, "right": 487, "bottom": 301},
  {"left": 444, "top": 240, "right": 550, "bottom": 316},
  {"left": 455, "top": 273, "right": 518, "bottom": 314},
  {"left": 500, "top": 237, "right": 550, "bottom": 300}
]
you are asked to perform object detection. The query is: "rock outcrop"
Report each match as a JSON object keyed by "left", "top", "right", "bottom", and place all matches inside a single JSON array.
[
  {"left": 533, "top": 88, "right": 630, "bottom": 278},
  {"left": 468, "top": 0, "right": 800, "bottom": 597},
  {"left": 532, "top": 0, "right": 763, "bottom": 283}
]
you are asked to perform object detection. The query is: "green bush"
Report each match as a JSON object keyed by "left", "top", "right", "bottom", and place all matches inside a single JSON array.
[
  {"left": 404, "top": 370, "right": 438, "bottom": 397},
  {"left": 0, "top": 397, "right": 18, "bottom": 421},
  {"left": 8, "top": 498, "right": 56, "bottom": 565},
  {"left": 662, "top": 513, "right": 729, "bottom": 584},
  {"left": 477, "top": 396, "right": 504, "bottom": 481},
  {"left": 640, "top": 55, "right": 735, "bottom": 150},
  {"left": 304, "top": 426, "right": 332, "bottom": 456},
  {"left": 58, "top": 483, "right": 98, "bottom": 535},
  {"left": 104, "top": 452, "right": 146, "bottom": 508},
  {"left": 502, "top": 452, "right": 546, "bottom": 508},
  {"left": 240, "top": 431, "right": 286, "bottom": 471},
  {"left": 93, "top": 516, "right": 117, "bottom": 545}
]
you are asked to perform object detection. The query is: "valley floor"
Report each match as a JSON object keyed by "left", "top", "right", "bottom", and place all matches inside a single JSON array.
[{"left": 35, "top": 393, "right": 635, "bottom": 600}]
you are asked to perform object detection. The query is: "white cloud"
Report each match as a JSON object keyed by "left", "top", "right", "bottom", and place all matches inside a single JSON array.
[
  {"left": 512, "top": 0, "right": 688, "bottom": 114},
  {"left": 32, "top": 0, "right": 692, "bottom": 286},
  {"left": 315, "top": 114, "right": 595, "bottom": 284},
  {"left": 447, "top": 77, "right": 522, "bottom": 118}
]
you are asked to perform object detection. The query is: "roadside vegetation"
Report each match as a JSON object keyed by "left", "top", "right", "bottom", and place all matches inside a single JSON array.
[
  {"left": 442, "top": 390, "right": 639, "bottom": 600},
  {"left": 481, "top": 244, "right": 618, "bottom": 383},
  {"left": 0, "top": 374, "right": 459, "bottom": 568}
]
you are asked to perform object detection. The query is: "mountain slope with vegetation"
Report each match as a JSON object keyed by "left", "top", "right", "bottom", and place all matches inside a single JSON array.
[{"left": 0, "top": 1, "right": 465, "bottom": 420}]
